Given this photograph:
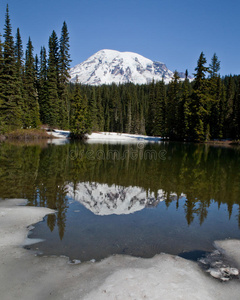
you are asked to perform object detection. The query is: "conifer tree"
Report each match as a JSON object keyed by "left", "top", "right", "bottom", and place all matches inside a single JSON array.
[
  {"left": 70, "top": 83, "right": 90, "bottom": 138},
  {"left": 233, "top": 78, "right": 240, "bottom": 139},
  {"left": 89, "top": 87, "right": 98, "bottom": 131},
  {"left": 190, "top": 52, "right": 210, "bottom": 141},
  {"left": 166, "top": 71, "right": 181, "bottom": 139},
  {"left": 47, "top": 31, "right": 59, "bottom": 128},
  {"left": 59, "top": 22, "right": 71, "bottom": 129},
  {"left": 15, "top": 28, "right": 24, "bottom": 79},
  {"left": 126, "top": 92, "right": 132, "bottom": 133},
  {"left": 0, "top": 5, "right": 23, "bottom": 132},
  {"left": 0, "top": 35, "right": 4, "bottom": 130},
  {"left": 96, "top": 88, "right": 104, "bottom": 131},
  {"left": 225, "top": 75, "right": 235, "bottom": 138},
  {"left": 24, "top": 37, "right": 40, "bottom": 128},
  {"left": 38, "top": 46, "right": 49, "bottom": 124},
  {"left": 208, "top": 54, "right": 223, "bottom": 139},
  {"left": 179, "top": 71, "right": 191, "bottom": 139},
  {"left": 146, "top": 80, "right": 156, "bottom": 135},
  {"left": 209, "top": 53, "right": 220, "bottom": 78},
  {"left": 153, "top": 80, "right": 166, "bottom": 136}
]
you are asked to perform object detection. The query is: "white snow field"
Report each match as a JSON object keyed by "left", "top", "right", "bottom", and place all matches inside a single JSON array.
[
  {"left": 0, "top": 199, "right": 240, "bottom": 300},
  {"left": 86, "top": 132, "right": 162, "bottom": 143},
  {"left": 47, "top": 129, "right": 162, "bottom": 143},
  {"left": 69, "top": 49, "right": 190, "bottom": 86}
]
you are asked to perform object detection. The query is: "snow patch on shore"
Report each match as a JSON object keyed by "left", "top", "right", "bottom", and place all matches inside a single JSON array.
[
  {"left": 86, "top": 132, "right": 162, "bottom": 143},
  {"left": 0, "top": 199, "right": 240, "bottom": 300},
  {"left": 46, "top": 129, "right": 162, "bottom": 143}
]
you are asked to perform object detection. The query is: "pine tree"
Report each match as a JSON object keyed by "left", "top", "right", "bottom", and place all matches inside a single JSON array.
[
  {"left": 126, "top": 92, "right": 132, "bottom": 133},
  {"left": 47, "top": 30, "right": 59, "bottom": 128},
  {"left": 0, "top": 5, "right": 23, "bottom": 132},
  {"left": 146, "top": 80, "right": 156, "bottom": 135},
  {"left": 59, "top": 22, "right": 71, "bottom": 129},
  {"left": 208, "top": 54, "right": 223, "bottom": 139},
  {"left": 96, "top": 88, "right": 104, "bottom": 131},
  {"left": 225, "top": 75, "right": 235, "bottom": 138},
  {"left": 153, "top": 80, "right": 166, "bottom": 136},
  {"left": 179, "top": 71, "right": 191, "bottom": 139},
  {"left": 166, "top": 71, "right": 181, "bottom": 139},
  {"left": 24, "top": 37, "right": 40, "bottom": 128},
  {"left": 89, "top": 87, "right": 98, "bottom": 131},
  {"left": 38, "top": 46, "right": 49, "bottom": 124},
  {"left": 233, "top": 78, "right": 240, "bottom": 139},
  {"left": 190, "top": 52, "right": 210, "bottom": 141},
  {"left": 70, "top": 84, "right": 90, "bottom": 138},
  {"left": 209, "top": 53, "right": 220, "bottom": 78},
  {"left": 15, "top": 28, "right": 24, "bottom": 79},
  {"left": 0, "top": 35, "right": 4, "bottom": 131}
]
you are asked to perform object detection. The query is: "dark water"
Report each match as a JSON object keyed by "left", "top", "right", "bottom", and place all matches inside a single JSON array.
[{"left": 0, "top": 141, "right": 240, "bottom": 262}]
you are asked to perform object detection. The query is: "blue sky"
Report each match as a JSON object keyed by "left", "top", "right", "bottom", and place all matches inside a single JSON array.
[{"left": 0, "top": 0, "right": 239, "bottom": 76}]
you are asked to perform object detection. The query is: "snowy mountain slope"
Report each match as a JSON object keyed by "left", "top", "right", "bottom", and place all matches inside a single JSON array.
[
  {"left": 67, "top": 182, "right": 183, "bottom": 215},
  {"left": 69, "top": 49, "right": 188, "bottom": 86}
]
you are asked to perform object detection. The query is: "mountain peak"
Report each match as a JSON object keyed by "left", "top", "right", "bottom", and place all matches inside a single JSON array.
[{"left": 70, "top": 49, "right": 186, "bottom": 86}]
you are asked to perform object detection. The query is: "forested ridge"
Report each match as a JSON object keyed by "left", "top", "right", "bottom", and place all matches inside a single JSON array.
[{"left": 0, "top": 6, "right": 240, "bottom": 141}]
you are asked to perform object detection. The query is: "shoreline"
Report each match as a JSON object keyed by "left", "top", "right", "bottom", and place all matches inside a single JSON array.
[
  {"left": 1, "top": 129, "right": 240, "bottom": 147},
  {"left": 0, "top": 198, "right": 240, "bottom": 299}
]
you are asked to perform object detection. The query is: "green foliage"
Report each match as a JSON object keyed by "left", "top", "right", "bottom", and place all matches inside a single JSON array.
[
  {"left": 0, "top": 7, "right": 72, "bottom": 133},
  {"left": 70, "top": 84, "right": 91, "bottom": 138},
  {"left": 47, "top": 31, "right": 59, "bottom": 128},
  {"left": 0, "top": 5, "right": 23, "bottom": 132},
  {"left": 24, "top": 37, "right": 40, "bottom": 128}
]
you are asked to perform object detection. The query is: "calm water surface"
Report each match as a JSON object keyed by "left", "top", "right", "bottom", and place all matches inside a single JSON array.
[{"left": 0, "top": 141, "right": 240, "bottom": 261}]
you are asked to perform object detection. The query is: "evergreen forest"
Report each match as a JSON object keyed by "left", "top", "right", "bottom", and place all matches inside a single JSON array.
[{"left": 1, "top": 6, "right": 240, "bottom": 141}]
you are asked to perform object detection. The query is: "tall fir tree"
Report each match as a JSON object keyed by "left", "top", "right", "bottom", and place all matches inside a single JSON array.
[
  {"left": 190, "top": 52, "right": 210, "bottom": 141},
  {"left": 233, "top": 78, "right": 240, "bottom": 139},
  {"left": 15, "top": 28, "right": 24, "bottom": 79},
  {"left": 225, "top": 75, "right": 235, "bottom": 138},
  {"left": 24, "top": 37, "right": 40, "bottom": 128},
  {"left": 96, "top": 88, "right": 105, "bottom": 131},
  {"left": 0, "top": 5, "right": 23, "bottom": 132},
  {"left": 59, "top": 22, "right": 71, "bottom": 129},
  {"left": 153, "top": 80, "right": 166, "bottom": 136},
  {"left": 47, "top": 30, "right": 59, "bottom": 128},
  {"left": 146, "top": 80, "right": 156, "bottom": 135},
  {"left": 166, "top": 71, "right": 181, "bottom": 139},
  {"left": 70, "top": 83, "right": 91, "bottom": 138},
  {"left": 89, "top": 87, "right": 98, "bottom": 131},
  {"left": 0, "top": 34, "right": 4, "bottom": 130},
  {"left": 178, "top": 70, "right": 191, "bottom": 139},
  {"left": 38, "top": 46, "right": 49, "bottom": 124},
  {"left": 208, "top": 53, "right": 223, "bottom": 139}
]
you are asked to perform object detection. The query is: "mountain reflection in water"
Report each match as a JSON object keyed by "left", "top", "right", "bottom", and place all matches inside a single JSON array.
[
  {"left": 0, "top": 141, "right": 240, "bottom": 259},
  {"left": 68, "top": 182, "right": 175, "bottom": 215}
]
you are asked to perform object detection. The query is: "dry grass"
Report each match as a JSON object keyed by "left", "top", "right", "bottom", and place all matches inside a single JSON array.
[{"left": 5, "top": 129, "right": 51, "bottom": 140}]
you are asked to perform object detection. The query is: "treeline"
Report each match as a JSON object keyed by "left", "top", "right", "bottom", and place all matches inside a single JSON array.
[
  {"left": 0, "top": 5, "right": 71, "bottom": 133},
  {"left": 1, "top": 6, "right": 240, "bottom": 141},
  {"left": 73, "top": 53, "right": 240, "bottom": 141}
]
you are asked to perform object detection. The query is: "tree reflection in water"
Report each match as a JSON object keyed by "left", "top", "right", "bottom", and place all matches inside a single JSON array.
[{"left": 1, "top": 141, "right": 240, "bottom": 241}]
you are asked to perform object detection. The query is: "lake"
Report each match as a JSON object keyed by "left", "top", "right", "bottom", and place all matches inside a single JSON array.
[{"left": 0, "top": 140, "right": 240, "bottom": 262}]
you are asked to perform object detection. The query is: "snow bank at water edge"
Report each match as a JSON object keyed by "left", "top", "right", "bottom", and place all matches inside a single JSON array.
[
  {"left": 86, "top": 132, "right": 162, "bottom": 143},
  {"left": 0, "top": 199, "right": 240, "bottom": 300},
  {"left": 46, "top": 130, "right": 162, "bottom": 143}
]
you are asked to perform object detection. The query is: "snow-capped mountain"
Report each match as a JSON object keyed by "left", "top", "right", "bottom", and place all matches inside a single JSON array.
[
  {"left": 67, "top": 182, "right": 181, "bottom": 215},
  {"left": 70, "top": 49, "right": 187, "bottom": 86}
]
